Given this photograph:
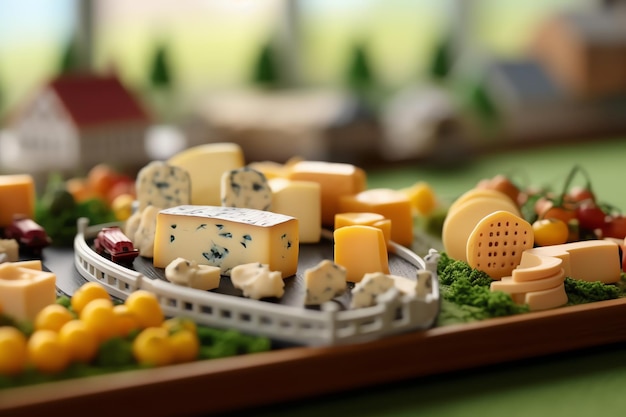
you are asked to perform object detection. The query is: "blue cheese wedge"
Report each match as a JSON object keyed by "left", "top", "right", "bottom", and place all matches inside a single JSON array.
[
  {"left": 221, "top": 166, "right": 272, "bottom": 211},
  {"left": 304, "top": 260, "right": 347, "bottom": 305},
  {"left": 350, "top": 272, "right": 395, "bottom": 309},
  {"left": 164, "top": 257, "right": 221, "bottom": 291},
  {"left": 153, "top": 205, "right": 299, "bottom": 278},
  {"left": 136, "top": 161, "right": 191, "bottom": 211}
]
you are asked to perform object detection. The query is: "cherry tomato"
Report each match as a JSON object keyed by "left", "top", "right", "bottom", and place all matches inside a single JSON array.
[
  {"left": 532, "top": 218, "right": 569, "bottom": 246},
  {"left": 575, "top": 201, "right": 607, "bottom": 231},
  {"left": 602, "top": 215, "right": 626, "bottom": 239},
  {"left": 565, "top": 185, "right": 595, "bottom": 206},
  {"left": 476, "top": 174, "right": 521, "bottom": 206},
  {"left": 540, "top": 204, "right": 577, "bottom": 224}
]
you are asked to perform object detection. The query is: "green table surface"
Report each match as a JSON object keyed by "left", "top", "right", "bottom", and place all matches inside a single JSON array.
[{"left": 222, "top": 138, "right": 626, "bottom": 417}]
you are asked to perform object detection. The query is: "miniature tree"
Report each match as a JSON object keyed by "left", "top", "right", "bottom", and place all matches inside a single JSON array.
[
  {"left": 346, "top": 41, "right": 373, "bottom": 93},
  {"left": 428, "top": 33, "right": 454, "bottom": 81},
  {"left": 252, "top": 40, "right": 280, "bottom": 89},
  {"left": 149, "top": 42, "right": 173, "bottom": 91},
  {"left": 58, "top": 38, "right": 80, "bottom": 74}
]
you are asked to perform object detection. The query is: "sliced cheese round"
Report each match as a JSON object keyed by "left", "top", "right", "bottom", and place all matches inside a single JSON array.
[
  {"left": 512, "top": 251, "right": 563, "bottom": 282},
  {"left": 490, "top": 268, "right": 565, "bottom": 294},
  {"left": 447, "top": 188, "right": 516, "bottom": 218},
  {"left": 524, "top": 283, "right": 568, "bottom": 311},
  {"left": 442, "top": 197, "right": 521, "bottom": 263},
  {"left": 465, "top": 210, "right": 533, "bottom": 279}
]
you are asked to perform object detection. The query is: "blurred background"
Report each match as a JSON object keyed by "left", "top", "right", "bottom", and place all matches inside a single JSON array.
[{"left": 1, "top": 0, "right": 624, "bottom": 179}]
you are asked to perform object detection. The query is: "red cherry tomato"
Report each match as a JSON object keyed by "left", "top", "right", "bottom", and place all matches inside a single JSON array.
[
  {"left": 575, "top": 201, "right": 606, "bottom": 231},
  {"left": 565, "top": 185, "right": 595, "bottom": 206},
  {"left": 602, "top": 215, "right": 626, "bottom": 239}
]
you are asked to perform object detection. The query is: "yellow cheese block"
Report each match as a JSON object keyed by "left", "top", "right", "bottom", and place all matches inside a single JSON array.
[
  {"left": 168, "top": 143, "right": 245, "bottom": 206},
  {"left": 334, "top": 225, "right": 389, "bottom": 283},
  {"left": 0, "top": 175, "right": 36, "bottom": 228},
  {"left": 287, "top": 161, "right": 366, "bottom": 227},
  {"left": 0, "top": 239, "right": 19, "bottom": 262},
  {"left": 526, "top": 240, "right": 621, "bottom": 283},
  {"left": 512, "top": 252, "right": 564, "bottom": 282},
  {"left": 334, "top": 212, "right": 392, "bottom": 245},
  {"left": 490, "top": 268, "right": 565, "bottom": 294},
  {"left": 442, "top": 196, "right": 521, "bottom": 263},
  {"left": 269, "top": 178, "right": 322, "bottom": 244},
  {"left": 338, "top": 189, "right": 413, "bottom": 247},
  {"left": 13, "top": 260, "right": 43, "bottom": 270},
  {"left": 0, "top": 262, "right": 56, "bottom": 321},
  {"left": 524, "top": 284, "right": 568, "bottom": 311},
  {"left": 466, "top": 210, "right": 534, "bottom": 279}
]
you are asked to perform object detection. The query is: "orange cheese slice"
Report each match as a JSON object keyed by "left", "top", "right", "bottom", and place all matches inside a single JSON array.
[
  {"left": 512, "top": 252, "right": 563, "bottom": 282},
  {"left": 334, "top": 212, "right": 392, "bottom": 245},
  {"left": 0, "top": 175, "right": 36, "bottom": 228},
  {"left": 442, "top": 196, "right": 521, "bottom": 263},
  {"left": 526, "top": 240, "right": 621, "bottom": 283}
]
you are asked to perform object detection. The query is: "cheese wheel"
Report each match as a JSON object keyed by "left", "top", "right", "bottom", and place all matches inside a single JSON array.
[
  {"left": 466, "top": 210, "right": 533, "bottom": 279},
  {"left": 442, "top": 197, "right": 521, "bottom": 262},
  {"left": 447, "top": 188, "right": 516, "bottom": 218}
]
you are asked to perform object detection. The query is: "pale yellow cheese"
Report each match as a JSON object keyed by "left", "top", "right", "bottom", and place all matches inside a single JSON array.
[
  {"left": 0, "top": 262, "right": 56, "bottom": 321},
  {"left": 512, "top": 252, "right": 564, "bottom": 282},
  {"left": 334, "top": 225, "right": 389, "bottom": 283},
  {"left": 524, "top": 284, "right": 568, "bottom": 311},
  {"left": 334, "top": 212, "right": 391, "bottom": 245},
  {"left": 466, "top": 210, "right": 534, "bottom": 279},
  {"left": 287, "top": 160, "right": 366, "bottom": 226},
  {"left": 490, "top": 268, "right": 565, "bottom": 293},
  {"left": 0, "top": 175, "right": 36, "bottom": 228},
  {"left": 442, "top": 196, "right": 521, "bottom": 262},
  {"left": 0, "top": 239, "right": 19, "bottom": 262},
  {"left": 338, "top": 188, "right": 413, "bottom": 247},
  {"left": 269, "top": 178, "right": 321, "bottom": 244},
  {"left": 168, "top": 143, "right": 245, "bottom": 206},
  {"left": 526, "top": 240, "right": 621, "bottom": 283},
  {"left": 447, "top": 188, "right": 517, "bottom": 218}
]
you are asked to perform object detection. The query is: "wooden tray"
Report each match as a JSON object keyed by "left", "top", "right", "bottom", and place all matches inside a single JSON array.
[
  {"left": 4, "top": 245, "right": 626, "bottom": 416},
  {"left": 4, "top": 294, "right": 626, "bottom": 416}
]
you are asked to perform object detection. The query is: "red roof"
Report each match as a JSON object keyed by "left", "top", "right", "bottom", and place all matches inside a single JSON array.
[{"left": 49, "top": 74, "right": 150, "bottom": 128}]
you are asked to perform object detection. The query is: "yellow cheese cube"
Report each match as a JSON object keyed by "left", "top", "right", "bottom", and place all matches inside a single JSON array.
[
  {"left": 0, "top": 263, "right": 56, "bottom": 321},
  {"left": 338, "top": 188, "right": 413, "bottom": 247},
  {"left": 0, "top": 175, "right": 36, "bottom": 228},
  {"left": 0, "top": 239, "right": 19, "bottom": 262},
  {"left": 334, "top": 212, "right": 391, "bottom": 245},
  {"left": 269, "top": 178, "right": 321, "bottom": 244},
  {"left": 334, "top": 225, "right": 389, "bottom": 283},
  {"left": 168, "top": 143, "right": 245, "bottom": 206},
  {"left": 287, "top": 161, "right": 366, "bottom": 227}
]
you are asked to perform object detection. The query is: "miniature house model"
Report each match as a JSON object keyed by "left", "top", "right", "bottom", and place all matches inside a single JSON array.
[{"left": 8, "top": 73, "right": 151, "bottom": 174}]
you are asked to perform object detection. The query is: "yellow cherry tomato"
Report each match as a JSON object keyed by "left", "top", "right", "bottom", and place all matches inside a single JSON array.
[
  {"left": 34, "top": 304, "right": 75, "bottom": 332},
  {"left": 111, "top": 193, "right": 135, "bottom": 221},
  {"left": 168, "top": 328, "right": 200, "bottom": 364},
  {"left": 132, "top": 327, "right": 173, "bottom": 367},
  {"left": 113, "top": 304, "right": 140, "bottom": 337},
  {"left": 404, "top": 181, "right": 437, "bottom": 216},
  {"left": 58, "top": 320, "right": 99, "bottom": 363},
  {"left": 80, "top": 298, "right": 117, "bottom": 342},
  {"left": 0, "top": 326, "right": 28, "bottom": 376},
  {"left": 162, "top": 317, "right": 197, "bottom": 334},
  {"left": 532, "top": 218, "right": 569, "bottom": 246},
  {"left": 71, "top": 282, "right": 111, "bottom": 314},
  {"left": 28, "top": 330, "right": 70, "bottom": 374},
  {"left": 125, "top": 290, "right": 164, "bottom": 329}
]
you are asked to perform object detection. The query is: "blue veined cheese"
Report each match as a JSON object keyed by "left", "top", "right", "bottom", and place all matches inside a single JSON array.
[
  {"left": 304, "top": 260, "right": 346, "bottom": 305},
  {"left": 350, "top": 272, "right": 395, "bottom": 309},
  {"left": 153, "top": 205, "right": 299, "bottom": 278},
  {"left": 231, "top": 262, "right": 285, "bottom": 299},
  {"left": 221, "top": 167, "right": 272, "bottom": 211},
  {"left": 136, "top": 161, "right": 191, "bottom": 211}
]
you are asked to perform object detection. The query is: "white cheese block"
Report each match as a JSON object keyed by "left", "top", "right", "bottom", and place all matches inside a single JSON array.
[
  {"left": 133, "top": 205, "right": 160, "bottom": 258},
  {"left": 153, "top": 205, "right": 299, "bottom": 278},
  {"left": 221, "top": 167, "right": 272, "bottom": 211},
  {"left": 303, "top": 259, "right": 347, "bottom": 305},
  {"left": 230, "top": 262, "right": 285, "bottom": 299},
  {"left": 269, "top": 178, "right": 321, "bottom": 244},
  {"left": 524, "top": 284, "right": 568, "bottom": 311},
  {"left": 135, "top": 161, "right": 191, "bottom": 211},
  {"left": 168, "top": 143, "right": 245, "bottom": 206},
  {"left": 350, "top": 272, "right": 395, "bottom": 309},
  {"left": 512, "top": 251, "right": 563, "bottom": 282},
  {"left": 526, "top": 240, "right": 621, "bottom": 283}
]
